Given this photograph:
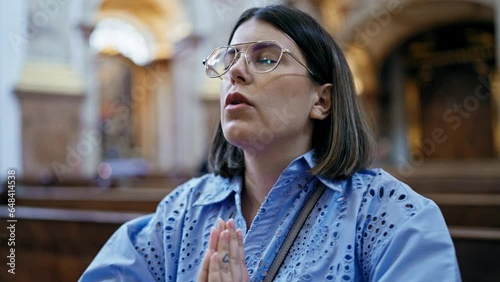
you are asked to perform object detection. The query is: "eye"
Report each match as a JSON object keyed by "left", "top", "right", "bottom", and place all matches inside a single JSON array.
[
  {"left": 253, "top": 51, "right": 280, "bottom": 66},
  {"left": 248, "top": 42, "right": 282, "bottom": 68},
  {"left": 223, "top": 49, "right": 236, "bottom": 63},
  {"left": 256, "top": 57, "right": 277, "bottom": 65}
]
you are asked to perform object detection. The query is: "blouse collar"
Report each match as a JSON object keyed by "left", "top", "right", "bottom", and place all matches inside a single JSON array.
[{"left": 193, "top": 150, "right": 343, "bottom": 206}]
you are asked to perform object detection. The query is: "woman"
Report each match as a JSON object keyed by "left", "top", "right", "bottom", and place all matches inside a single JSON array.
[{"left": 80, "top": 5, "right": 461, "bottom": 282}]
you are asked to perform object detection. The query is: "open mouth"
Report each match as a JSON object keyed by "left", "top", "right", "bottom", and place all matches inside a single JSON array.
[{"left": 225, "top": 92, "right": 253, "bottom": 108}]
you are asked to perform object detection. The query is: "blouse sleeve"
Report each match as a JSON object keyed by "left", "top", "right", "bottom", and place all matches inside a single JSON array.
[
  {"left": 79, "top": 181, "right": 193, "bottom": 282},
  {"left": 370, "top": 202, "right": 461, "bottom": 282},
  {"left": 78, "top": 214, "right": 158, "bottom": 281}
]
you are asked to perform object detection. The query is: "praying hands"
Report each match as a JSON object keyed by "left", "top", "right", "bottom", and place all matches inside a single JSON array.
[{"left": 198, "top": 219, "right": 250, "bottom": 282}]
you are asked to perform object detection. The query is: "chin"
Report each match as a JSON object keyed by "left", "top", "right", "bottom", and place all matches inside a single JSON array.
[{"left": 222, "top": 122, "right": 257, "bottom": 150}]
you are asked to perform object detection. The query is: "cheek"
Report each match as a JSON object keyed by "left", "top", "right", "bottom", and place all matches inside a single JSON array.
[
  {"left": 261, "top": 79, "right": 313, "bottom": 114},
  {"left": 219, "top": 83, "right": 227, "bottom": 110}
]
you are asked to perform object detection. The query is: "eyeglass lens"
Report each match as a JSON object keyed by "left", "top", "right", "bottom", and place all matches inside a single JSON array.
[{"left": 205, "top": 42, "right": 283, "bottom": 77}]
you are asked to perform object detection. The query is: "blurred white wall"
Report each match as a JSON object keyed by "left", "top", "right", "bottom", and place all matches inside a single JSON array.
[{"left": 0, "top": 0, "right": 27, "bottom": 180}]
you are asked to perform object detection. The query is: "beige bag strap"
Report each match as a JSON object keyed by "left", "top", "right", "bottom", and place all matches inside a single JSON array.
[{"left": 263, "top": 182, "right": 327, "bottom": 282}]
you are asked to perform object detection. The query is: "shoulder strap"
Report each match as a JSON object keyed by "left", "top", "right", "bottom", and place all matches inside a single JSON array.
[{"left": 263, "top": 182, "right": 327, "bottom": 282}]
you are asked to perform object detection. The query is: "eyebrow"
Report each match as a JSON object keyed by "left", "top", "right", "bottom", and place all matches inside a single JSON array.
[{"left": 227, "top": 41, "right": 264, "bottom": 48}]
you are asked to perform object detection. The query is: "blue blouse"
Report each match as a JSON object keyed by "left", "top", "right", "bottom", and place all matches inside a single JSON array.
[{"left": 80, "top": 151, "right": 461, "bottom": 281}]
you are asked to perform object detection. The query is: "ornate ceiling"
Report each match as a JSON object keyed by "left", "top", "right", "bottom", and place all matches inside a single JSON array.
[{"left": 95, "top": 0, "right": 190, "bottom": 61}]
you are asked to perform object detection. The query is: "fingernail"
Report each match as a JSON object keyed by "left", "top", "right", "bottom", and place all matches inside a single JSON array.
[
  {"left": 228, "top": 218, "right": 235, "bottom": 230},
  {"left": 236, "top": 229, "right": 243, "bottom": 244},
  {"left": 217, "top": 218, "right": 224, "bottom": 231}
]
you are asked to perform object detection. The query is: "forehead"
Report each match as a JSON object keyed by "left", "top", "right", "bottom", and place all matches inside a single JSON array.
[{"left": 230, "top": 19, "right": 295, "bottom": 49}]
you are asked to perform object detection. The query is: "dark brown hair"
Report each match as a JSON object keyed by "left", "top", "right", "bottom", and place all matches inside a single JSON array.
[{"left": 209, "top": 5, "right": 375, "bottom": 180}]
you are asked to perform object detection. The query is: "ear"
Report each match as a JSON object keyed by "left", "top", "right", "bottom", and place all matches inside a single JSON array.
[{"left": 309, "top": 83, "right": 332, "bottom": 120}]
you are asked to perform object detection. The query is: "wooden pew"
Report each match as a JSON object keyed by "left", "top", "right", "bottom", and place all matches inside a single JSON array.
[
  {"left": 0, "top": 206, "right": 145, "bottom": 282},
  {"left": 450, "top": 227, "right": 500, "bottom": 282},
  {"left": 10, "top": 186, "right": 174, "bottom": 212},
  {"left": 387, "top": 163, "right": 500, "bottom": 282}
]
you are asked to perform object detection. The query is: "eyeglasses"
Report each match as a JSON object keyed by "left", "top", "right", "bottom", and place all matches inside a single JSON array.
[{"left": 202, "top": 40, "right": 316, "bottom": 79}]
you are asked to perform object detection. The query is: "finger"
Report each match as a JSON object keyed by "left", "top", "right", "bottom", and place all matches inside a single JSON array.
[
  {"left": 208, "top": 252, "right": 221, "bottom": 282},
  {"left": 227, "top": 219, "right": 242, "bottom": 280},
  {"left": 236, "top": 228, "right": 245, "bottom": 265},
  {"left": 217, "top": 230, "right": 232, "bottom": 281},
  {"left": 236, "top": 229, "right": 250, "bottom": 282},
  {"left": 198, "top": 248, "right": 213, "bottom": 282},
  {"left": 200, "top": 228, "right": 219, "bottom": 281},
  {"left": 208, "top": 228, "right": 219, "bottom": 253},
  {"left": 236, "top": 229, "right": 244, "bottom": 251},
  {"left": 217, "top": 218, "right": 226, "bottom": 232},
  {"left": 224, "top": 218, "right": 235, "bottom": 231}
]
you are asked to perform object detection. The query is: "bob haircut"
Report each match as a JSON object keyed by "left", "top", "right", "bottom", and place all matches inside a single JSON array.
[{"left": 209, "top": 4, "right": 375, "bottom": 180}]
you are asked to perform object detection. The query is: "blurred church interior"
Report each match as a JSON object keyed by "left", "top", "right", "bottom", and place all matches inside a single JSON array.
[{"left": 0, "top": 0, "right": 499, "bottom": 281}]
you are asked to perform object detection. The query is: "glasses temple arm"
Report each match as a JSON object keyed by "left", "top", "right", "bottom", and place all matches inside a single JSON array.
[{"left": 285, "top": 50, "right": 317, "bottom": 78}]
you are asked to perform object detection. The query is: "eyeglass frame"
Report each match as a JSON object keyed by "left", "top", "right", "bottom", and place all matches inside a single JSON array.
[{"left": 202, "top": 40, "right": 317, "bottom": 79}]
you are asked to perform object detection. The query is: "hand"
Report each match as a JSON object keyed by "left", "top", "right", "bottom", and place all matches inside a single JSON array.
[{"left": 198, "top": 218, "right": 250, "bottom": 282}]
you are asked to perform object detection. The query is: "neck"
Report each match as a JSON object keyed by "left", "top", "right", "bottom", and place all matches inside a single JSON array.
[
  {"left": 242, "top": 139, "right": 311, "bottom": 206},
  {"left": 239, "top": 129, "right": 313, "bottom": 228}
]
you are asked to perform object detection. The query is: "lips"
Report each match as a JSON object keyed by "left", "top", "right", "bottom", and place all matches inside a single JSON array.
[{"left": 224, "top": 92, "right": 253, "bottom": 108}]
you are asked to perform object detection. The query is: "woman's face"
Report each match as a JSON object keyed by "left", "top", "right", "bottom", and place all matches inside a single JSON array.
[{"left": 220, "top": 19, "right": 327, "bottom": 156}]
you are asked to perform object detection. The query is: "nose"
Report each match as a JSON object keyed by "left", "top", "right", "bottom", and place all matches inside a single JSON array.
[{"left": 227, "top": 51, "right": 252, "bottom": 85}]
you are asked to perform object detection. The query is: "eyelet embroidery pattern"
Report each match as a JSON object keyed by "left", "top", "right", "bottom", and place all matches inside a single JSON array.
[
  {"left": 355, "top": 171, "right": 419, "bottom": 280},
  {"left": 275, "top": 187, "right": 356, "bottom": 281},
  {"left": 134, "top": 230, "right": 165, "bottom": 282},
  {"left": 134, "top": 180, "right": 206, "bottom": 282},
  {"left": 123, "top": 167, "right": 431, "bottom": 282},
  {"left": 247, "top": 177, "right": 315, "bottom": 282},
  {"left": 134, "top": 185, "right": 188, "bottom": 282}
]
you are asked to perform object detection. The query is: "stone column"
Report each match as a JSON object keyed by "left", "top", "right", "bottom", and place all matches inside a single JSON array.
[
  {"left": 155, "top": 60, "right": 177, "bottom": 173},
  {"left": 387, "top": 51, "right": 409, "bottom": 166},
  {"left": 171, "top": 36, "right": 206, "bottom": 174},
  {"left": 79, "top": 22, "right": 102, "bottom": 180},
  {"left": 14, "top": 0, "right": 86, "bottom": 182}
]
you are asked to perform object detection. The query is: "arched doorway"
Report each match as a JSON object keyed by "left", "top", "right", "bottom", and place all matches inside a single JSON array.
[{"left": 379, "top": 22, "right": 497, "bottom": 163}]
